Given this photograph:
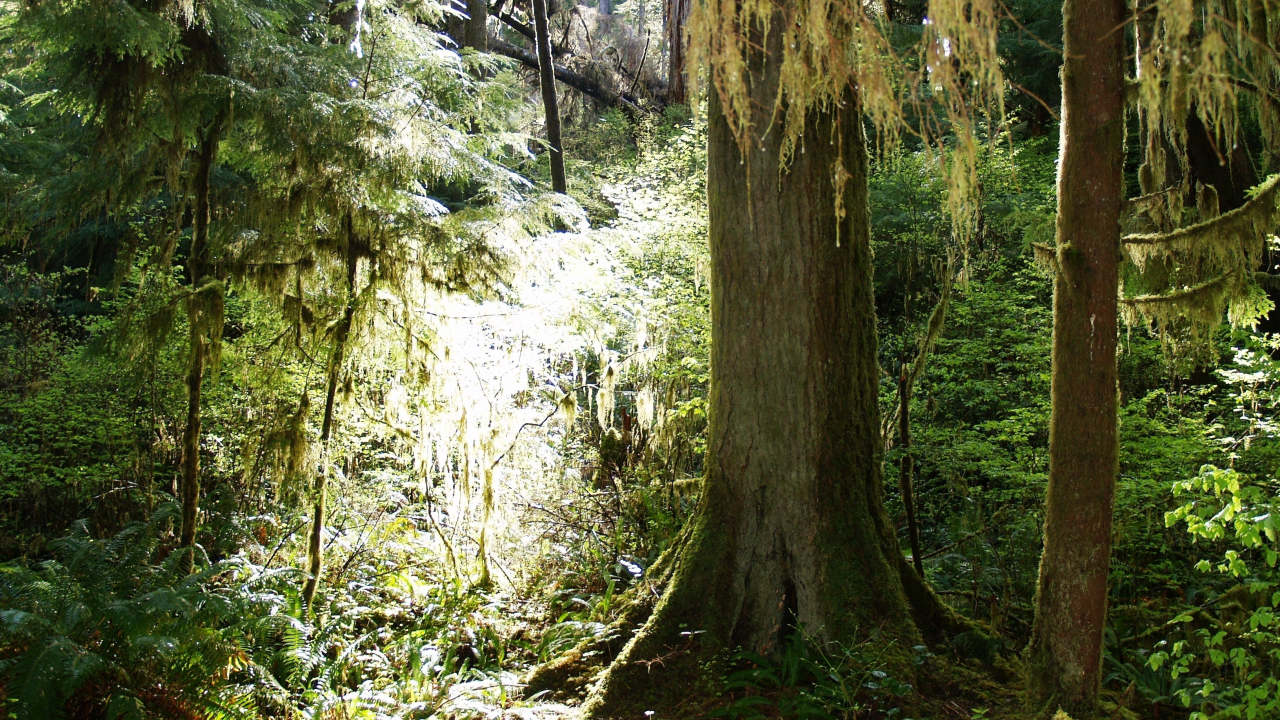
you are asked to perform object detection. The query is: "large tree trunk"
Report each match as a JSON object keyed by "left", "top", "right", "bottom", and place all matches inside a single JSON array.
[
  {"left": 302, "top": 221, "right": 360, "bottom": 609},
  {"left": 580, "top": 21, "right": 934, "bottom": 717},
  {"left": 662, "top": 0, "right": 690, "bottom": 104},
  {"left": 448, "top": 0, "right": 488, "bottom": 51},
  {"left": 1025, "top": 0, "right": 1126, "bottom": 713},
  {"left": 178, "top": 125, "right": 221, "bottom": 575},
  {"left": 532, "top": 0, "right": 567, "bottom": 193}
]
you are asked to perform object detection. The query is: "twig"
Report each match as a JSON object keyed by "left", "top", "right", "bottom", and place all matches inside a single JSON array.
[
  {"left": 264, "top": 520, "right": 309, "bottom": 569},
  {"left": 487, "top": 383, "right": 588, "bottom": 469},
  {"left": 918, "top": 532, "right": 979, "bottom": 561}
]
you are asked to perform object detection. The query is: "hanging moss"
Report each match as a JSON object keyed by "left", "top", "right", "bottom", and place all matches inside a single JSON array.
[
  {"left": 1123, "top": 174, "right": 1280, "bottom": 276},
  {"left": 1121, "top": 174, "right": 1280, "bottom": 357},
  {"left": 685, "top": 0, "right": 1006, "bottom": 240}
]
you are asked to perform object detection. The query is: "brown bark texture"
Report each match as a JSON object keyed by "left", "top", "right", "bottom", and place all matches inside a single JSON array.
[
  {"left": 1025, "top": 0, "right": 1126, "bottom": 713},
  {"left": 663, "top": 0, "right": 690, "bottom": 104},
  {"left": 532, "top": 0, "right": 567, "bottom": 193},
  {"left": 579, "top": 17, "right": 939, "bottom": 717},
  {"left": 178, "top": 126, "right": 221, "bottom": 575},
  {"left": 446, "top": 0, "right": 488, "bottom": 51},
  {"left": 178, "top": 329, "right": 204, "bottom": 575}
]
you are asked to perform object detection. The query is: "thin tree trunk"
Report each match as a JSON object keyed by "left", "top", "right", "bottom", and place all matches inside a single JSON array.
[
  {"left": 599, "top": 0, "right": 611, "bottom": 16},
  {"left": 532, "top": 0, "right": 566, "bottom": 193},
  {"left": 178, "top": 124, "right": 221, "bottom": 575},
  {"left": 898, "top": 365, "right": 924, "bottom": 578},
  {"left": 894, "top": 275, "right": 950, "bottom": 579},
  {"left": 581, "top": 23, "right": 931, "bottom": 716},
  {"left": 1025, "top": 0, "right": 1126, "bottom": 712},
  {"left": 178, "top": 329, "right": 205, "bottom": 574},
  {"left": 663, "top": 0, "right": 690, "bottom": 104},
  {"left": 303, "top": 219, "right": 360, "bottom": 609}
]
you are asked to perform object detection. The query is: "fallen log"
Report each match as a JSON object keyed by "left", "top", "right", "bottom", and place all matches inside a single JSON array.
[{"left": 488, "top": 35, "right": 654, "bottom": 113}]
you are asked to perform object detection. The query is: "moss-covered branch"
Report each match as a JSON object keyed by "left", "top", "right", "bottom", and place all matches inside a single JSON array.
[{"left": 1122, "top": 174, "right": 1280, "bottom": 274}]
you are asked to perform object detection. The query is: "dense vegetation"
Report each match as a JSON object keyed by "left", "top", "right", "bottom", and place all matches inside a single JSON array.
[{"left": 3, "top": 0, "right": 1280, "bottom": 718}]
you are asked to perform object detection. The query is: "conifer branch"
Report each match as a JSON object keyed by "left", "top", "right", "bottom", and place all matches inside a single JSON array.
[
  {"left": 1123, "top": 175, "right": 1280, "bottom": 249},
  {"left": 493, "top": 8, "right": 537, "bottom": 44},
  {"left": 1122, "top": 271, "right": 1236, "bottom": 310},
  {"left": 1125, "top": 185, "right": 1180, "bottom": 210},
  {"left": 1254, "top": 272, "right": 1280, "bottom": 293},
  {"left": 1119, "top": 271, "right": 1242, "bottom": 335},
  {"left": 1121, "top": 175, "right": 1280, "bottom": 278}
]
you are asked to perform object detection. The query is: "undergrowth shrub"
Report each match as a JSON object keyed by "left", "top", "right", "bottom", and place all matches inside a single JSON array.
[
  {"left": 709, "top": 628, "right": 925, "bottom": 720},
  {"left": 0, "top": 503, "right": 283, "bottom": 720}
]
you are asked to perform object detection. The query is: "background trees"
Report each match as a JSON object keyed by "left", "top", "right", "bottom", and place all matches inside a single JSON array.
[{"left": 4, "top": 0, "right": 1280, "bottom": 718}]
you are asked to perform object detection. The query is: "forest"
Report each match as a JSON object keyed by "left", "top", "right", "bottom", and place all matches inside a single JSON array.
[{"left": 2, "top": 0, "right": 1280, "bottom": 718}]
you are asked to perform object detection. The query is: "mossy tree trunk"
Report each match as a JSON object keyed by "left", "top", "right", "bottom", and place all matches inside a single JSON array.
[
  {"left": 178, "top": 321, "right": 205, "bottom": 575},
  {"left": 532, "top": 0, "right": 566, "bottom": 193},
  {"left": 303, "top": 217, "right": 360, "bottom": 609},
  {"left": 581, "top": 20, "right": 940, "bottom": 717},
  {"left": 1025, "top": 0, "right": 1126, "bottom": 713},
  {"left": 178, "top": 123, "right": 222, "bottom": 576}
]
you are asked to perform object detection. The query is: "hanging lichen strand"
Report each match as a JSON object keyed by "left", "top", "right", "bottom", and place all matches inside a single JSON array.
[
  {"left": 1124, "top": 175, "right": 1280, "bottom": 276},
  {"left": 1121, "top": 0, "right": 1280, "bottom": 355},
  {"left": 685, "top": 0, "right": 1006, "bottom": 236},
  {"left": 1136, "top": 0, "right": 1280, "bottom": 180},
  {"left": 1122, "top": 174, "right": 1280, "bottom": 343}
]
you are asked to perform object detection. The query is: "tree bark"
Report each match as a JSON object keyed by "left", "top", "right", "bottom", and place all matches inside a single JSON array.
[
  {"left": 464, "top": 0, "right": 488, "bottom": 50},
  {"left": 178, "top": 326, "right": 205, "bottom": 575},
  {"left": 532, "top": 0, "right": 567, "bottom": 193},
  {"left": 580, "top": 19, "right": 933, "bottom": 717},
  {"left": 302, "top": 218, "right": 360, "bottom": 609},
  {"left": 663, "top": 0, "right": 690, "bottom": 104},
  {"left": 178, "top": 124, "right": 221, "bottom": 575},
  {"left": 1025, "top": 0, "right": 1126, "bottom": 713},
  {"left": 447, "top": 0, "right": 488, "bottom": 51}
]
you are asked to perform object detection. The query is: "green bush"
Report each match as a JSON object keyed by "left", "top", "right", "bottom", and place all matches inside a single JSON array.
[{"left": 0, "top": 504, "right": 284, "bottom": 720}]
